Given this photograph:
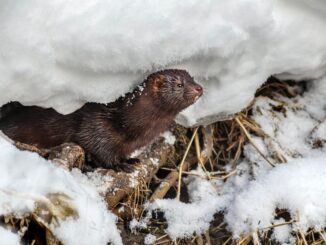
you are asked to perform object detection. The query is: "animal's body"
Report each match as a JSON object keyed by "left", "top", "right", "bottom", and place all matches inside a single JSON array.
[{"left": 0, "top": 69, "right": 203, "bottom": 172}]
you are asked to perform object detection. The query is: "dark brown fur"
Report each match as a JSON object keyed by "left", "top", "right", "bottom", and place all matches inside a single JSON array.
[{"left": 0, "top": 69, "right": 203, "bottom": 172}]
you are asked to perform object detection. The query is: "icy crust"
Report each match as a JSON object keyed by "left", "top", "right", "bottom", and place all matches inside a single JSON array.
[
  {"left": 1, "top": 0, "right": 326, "bottom": 126},
  {"left": 144, "top": 81, "right": 326, "bottom": 242},
  {"left": 0, "top": 136, "right": 122, "bottom": 245}
]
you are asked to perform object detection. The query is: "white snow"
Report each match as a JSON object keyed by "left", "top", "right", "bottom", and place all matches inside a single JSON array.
[
  {"left": 148, "top": 168, "right": 228, "bottom": 240},
  {"left": 311, "top": 120, "right": 326, "bottom": 148},
  {"left": 129, "top": 217, "right": 148, "bottom": 231},
  {"left": 271, "top": 219, "right": 292, "bottom": 244},
  {"left": 160, "top": 131, "right": 176, "bottom": 145},
  {"left": 226, "top": 156, "right": 326, "bottom": 237},
  {"left": 302, "top": 78, "right": 326, "bottom": 121},
  {"left": 144, "top": 234, "right": 156, "bottom": 245},
  {"left": 1, "top": 0, "right": 326, "bottom": 126},
  {"left": 0, "top": 227, "right": 21, "bottom": 245},
  {"left": 0, "top": 135, "right": 122, "bottom": 245},
  {"left": 251, "top": 80, "right": 325, "bottom": 157},
  {"left": 252, "top": 97, "right": 316, "bottom": 156}
]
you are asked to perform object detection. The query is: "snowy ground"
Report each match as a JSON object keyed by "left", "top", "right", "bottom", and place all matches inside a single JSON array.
[
  {"left": 0, "top": 77, "right": 321, "bottom": 245},
  {"left": 0, "top": 75, "right": 316, "bottom": 245},
  {"left": 1, "top": 0, "right": 326, "bottom": 244},
  {"left": 0, "top": 134, "right": 123, "bottom": 245},
  {"left": 1, "top": 80, "right": 325, "bottom": 244},
  {"left": 140, "top": 79, "right": 326, "bottom": 244},
  {"left": 1, "top": 0, "right": 326, "bottom": 126}
]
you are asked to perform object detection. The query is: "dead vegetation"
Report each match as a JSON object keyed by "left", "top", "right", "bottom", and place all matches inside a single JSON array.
[{"left": 1, "top": 76, "right": 325, "bottom": 245}]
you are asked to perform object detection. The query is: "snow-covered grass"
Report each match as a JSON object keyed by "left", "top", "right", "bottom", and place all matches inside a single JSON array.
[
  {"left": 141, "top": 79, "right": 326, "bottom": 243},
  {"left": 1, "top": 0, "right": 326, "bottom": 243},
  {"left": 1, "top": 1, "right": 326, "bottom": 126},
  {"left": 149, "top": 168, "right": 225, "bottom": 240},
  {"left": 0, "top": 76, "right": 325, "bottom": 244},
  {"left": 226, "top": 155, "right": 326, "bottom": 242},
  {"left": 0, "top": 134, "right": 122, "bottom": 245}
]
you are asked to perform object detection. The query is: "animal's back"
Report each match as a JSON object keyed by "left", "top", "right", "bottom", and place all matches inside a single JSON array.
[
  {"left": 0, "top": 102, "right": 23, "bottom": 120},
  {"left": 0, "top": 103, "right": 75, "bottom": 148}
]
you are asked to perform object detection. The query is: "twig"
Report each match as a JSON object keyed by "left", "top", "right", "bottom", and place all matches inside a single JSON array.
[
  {"left": 150, "top": 159, "right": 194, "bottom": 201},
  {"left": 260, "top": 219, "right": 296, "bottom": 230},
  {"left": 240, "top": 113, "right": 288, "bottom": 163},
  {"left": 252, "top": 231, "right": 260, "bottom": 245},
  {"left": 238, "top": 235, "right": 251, "bottom": 245},
  {"left": 235, "top": 116, "right": 275, "bottom": 167},
  {"left": 154, "top": 239, "right": 172, "bottom": 245},
  {"left": 195, "top": 133, "right": 212, "bottom": 180},
  {"left": 222, "top": 236, "right": 232, "bottom": 245},
  {"left": 216, "top": 169, "right": 237, "bottom": 180},
  {"left": 196, "top": 235, "right": 204, "bottom": 245},
  {"left": 319, "top": 231, "right": 326, "bottom": 243},
  {"left": 177, "top": 127, "right": 198, "bottom": 200},
  {"left": 155, "top": 234, "right": 168, "bottom": 241},
  {"left": 205, "top": 231, "right": 212, "bottom": 245},
  {"left": 299, "top": 230, "right": 308, "bottom": 245},
  {"left": 160, "top": 168, "right": 205, "bottom": 177}
]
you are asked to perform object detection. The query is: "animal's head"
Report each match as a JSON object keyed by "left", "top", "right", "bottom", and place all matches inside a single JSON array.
[{"left": 146, "top": 69, "right": 203, "bottom": 111}]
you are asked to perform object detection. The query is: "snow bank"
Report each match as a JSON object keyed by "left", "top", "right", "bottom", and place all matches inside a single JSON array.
[
  {"left": 1, "top": 0, "right": 326, "bottom": 126},
  {"left": 0, "top": 135, "right": 122, "bottom": 245},
  {"left": 226, "top": 156, "right": 326, "bottom": 240}
]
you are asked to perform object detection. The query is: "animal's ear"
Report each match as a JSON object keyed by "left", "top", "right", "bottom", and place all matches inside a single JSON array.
[{"left": 152, "top": 75, "right": 165, "bottom": 93}]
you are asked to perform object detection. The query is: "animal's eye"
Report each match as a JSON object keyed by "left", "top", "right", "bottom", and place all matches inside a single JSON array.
[{"left": 177, "top": 83, "right": 183, "bottom": 88}]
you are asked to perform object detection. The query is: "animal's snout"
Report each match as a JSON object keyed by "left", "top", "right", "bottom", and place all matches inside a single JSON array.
[{"left": 193, "top": 85, "right": 203, "bottom": 96}]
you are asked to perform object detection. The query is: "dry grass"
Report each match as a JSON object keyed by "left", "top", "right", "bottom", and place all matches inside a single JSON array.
[{"left": 123, "top": 76, "right": 320, "bottom": 245}]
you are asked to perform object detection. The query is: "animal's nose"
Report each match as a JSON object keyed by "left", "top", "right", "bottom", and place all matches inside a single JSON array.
[{"left": 193, "top": 85, "right": 203, "bottom": 96}]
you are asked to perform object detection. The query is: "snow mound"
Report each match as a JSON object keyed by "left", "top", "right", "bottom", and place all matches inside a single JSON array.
[
  {"left": 1, "top": 0, "right": 326, "bottom": 126},
  {"left": 0, "top": 135, "right": 122, "bottom": 245},
  {"left": 226, "top": 156, "right": 326, "bottom": 241}
]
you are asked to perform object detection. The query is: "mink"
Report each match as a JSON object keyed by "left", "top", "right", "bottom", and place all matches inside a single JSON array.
[{"left": 0, "top": 69, "right": 203, "bottom": 172}]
